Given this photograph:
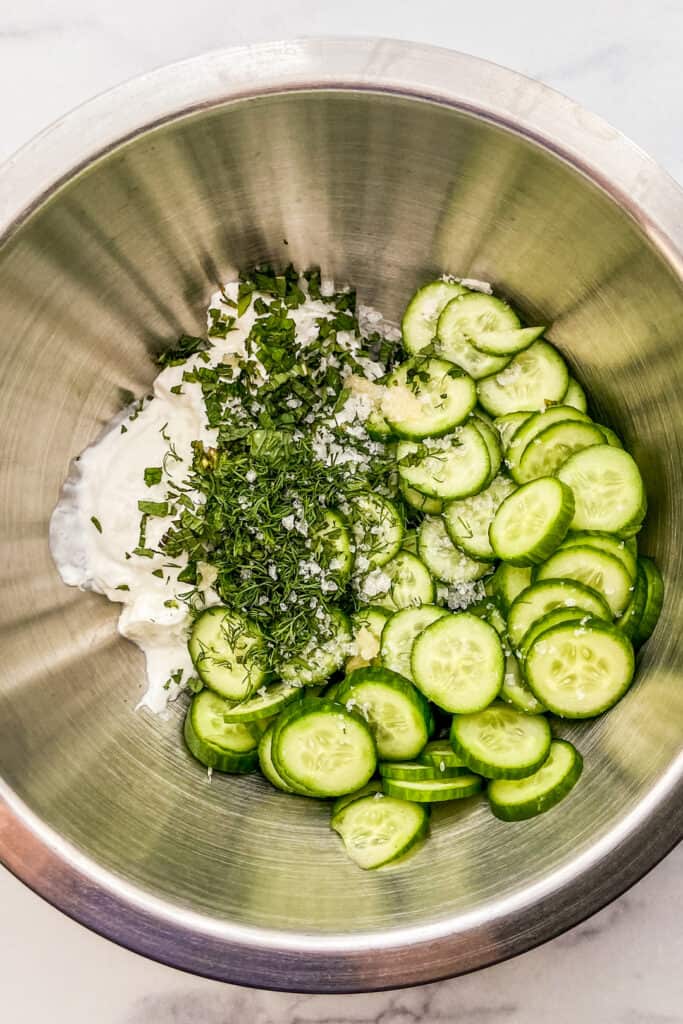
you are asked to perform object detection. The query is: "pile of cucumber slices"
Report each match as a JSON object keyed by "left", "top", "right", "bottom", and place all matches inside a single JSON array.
[{"left": 182, "top": 277, "right": 663, "bottom": 870}]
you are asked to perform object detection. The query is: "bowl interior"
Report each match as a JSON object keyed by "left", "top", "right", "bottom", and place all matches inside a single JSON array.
[{"left": 1, "top": 84, "right": 682, "bottom": 966}]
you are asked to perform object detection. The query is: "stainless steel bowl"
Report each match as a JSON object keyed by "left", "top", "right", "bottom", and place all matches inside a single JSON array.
[{"left": 0, "top": 38, "right": 681, "bottom": 993}]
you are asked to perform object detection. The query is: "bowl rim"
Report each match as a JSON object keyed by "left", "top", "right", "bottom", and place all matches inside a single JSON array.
[{"left": 0, "top": 36, "right": 681, "bottom": 993}]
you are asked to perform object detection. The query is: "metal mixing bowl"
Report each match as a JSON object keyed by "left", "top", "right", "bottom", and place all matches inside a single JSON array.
[{"left": 0, "top": 38, "right": 681, "bottom": 993}]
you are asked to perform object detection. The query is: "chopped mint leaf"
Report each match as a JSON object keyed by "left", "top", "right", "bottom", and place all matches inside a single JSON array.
[
  {"left": 90, "top": 516, "right": 103, "bottom": 533},
  {"left": 157, "top": 334, "right": 209, "bottom": 368},
  {"left": 120, "top": 424, "right": 128, "bottom": 434},
  {"left": 133, "top": 546, "right": 155, "bottom": 559},
  {"left": 144, "top": 466, "right": 163, "bottom": 487},
  {"left": 170, "top": 385, "right": 183, "bottom": 395},
  {"left": 115, "top": 583, "right": 130, "bottom": 591},
  {"left": 151, "top": 568, "right": 164, "bottom": 578},
  {"left": 137, "top": 500, "right": 169, "bottom": 517},
  {"left": 163, "top": 599, "right": 179, "bottom": 609}
]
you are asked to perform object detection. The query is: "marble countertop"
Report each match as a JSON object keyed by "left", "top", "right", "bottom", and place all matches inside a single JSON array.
[{"left": 1, "top": 1, "right": 682, "bottom": 1021}]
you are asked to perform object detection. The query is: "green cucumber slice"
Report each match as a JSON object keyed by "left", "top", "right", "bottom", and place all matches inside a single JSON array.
[
  {"left": 519, "top": 606, "right": 592, "bottom": 659},
  {"left": 362, "top": 551, "right": 436, "bottom": 612},
  {"left": 349, "top": 492, "right": 404, "bottom": 570},
  {"left": 515, "top": 420, "right": 606, "bottom": 483},
  {"left": 489, "top": 477, "right": 575, "bottom": 566},
  {"left": 313, "top": 509, "right": 353, "bottom": 582},
  {"left": 222, "top": 681, "right": 304, "bottom": 722},
  {"left": 444, "top": 474, "right": 516, "bottom": 560},
  {"left": 469, "top": 596, "right": 507, "bottom": 636},
  {"left": 400, "top": 480, "right": 443, "bottom": 514},
  {"left": 380, "top": 604, "right": 449, "bottom": 681},
  {"left": 272, "top": 698, "right": 377, "bottom": 797},
  {"left": 559, "top": 530, "right": 637, "bottom": 582},
  {"left": 419, "top": 740, "right": 467, "bottom": 769},
  {"left": 188, "top": 607, "right": 267, "bottom": 700},
  {"left": 418, "top": 516, "right": 491, "bottom": 584},
  {"left": 507, "top": 579, "right": 611, "bottom": 649},
  {"left": 477, "top": 341, "right": 569, "bottom": 417},
  {"left": 472, "top": 326, "right": 546, "bottom": 357},
  {"left": 258, "top": 723, "right": 313, "bottom": 794},
  {"left": 382, "top": 357, "right": 476, "bottom": 439},
  {"left": 557, "top": 445, "right": 647, "bottom": 533},
  {"left": 488, "top": 739, "right": 583, "bottom": 820},
  {"left": 402, "top": 280, "right": 468, "bottom": 354},
  {"left": 563, "top": 378, "right": 588, "bottom": 413},
  {"left": 596, "top": 424, "right": 623, "bottom": 448},
  {"left": 184, "top": 690, "right": 260, "bottom": 773},
  {"left": 437, "top": 292, "right": 520, "bottom": 352},
  {"left": 331, "top": 793, "right": 429, "bottom": 868},
  {"left": 534, "top": 545, "right": 633, "bottom": 617},
  {"left": 635, "top": 557, "right": 664, "bottom": 647},
  {"left": 280, "top": 608, "right": 352, "bottom": 686},
  {"left": 500, "top": 652, "right": 546, "bottom": 714},
  {"left": 411, "top": 612, "right": 504, "bottom": 712},
  {"left": 471, "top": 413, "right": 503, "bottom": 485},
  {"left": 331, "top": 781, "right": 384, "bottom": 817},
  {"left": 347, "top": 606, "right": 391, "bottom": 670},
  {"left": 494, "top": 411, "right": 532, "bottom": 451},
  {"left": 336, "top": 667, "right": 432, "bottom": 761},
  {"left": 616, "top": 563, "right": 647, "bottom": 641},
  {"left": 450, "top": 702, "right": 551, "bottom": 779},
  {"left": 379, "top": 761, "right": 466, "bottom": 781},
  {"left": 506, "top": 405, "right": 590, "bottom": 481},
  {"left": 381, "top": 774, "right": 484, "bottom": 802},
  {"left": 489, "top": 563, "right": 532, "bottom": 613},
  {"left": 525, "top": 618, "right": 635, "bottom": 717},
  {"left": 436, "top": 297, "right": 511, "bottom": 380},
  {"left": 365, "top": 405, "right": 394, "bottom": 441},
  {"left": 396, "top": 423, "right": 491, "bottom": 500}
]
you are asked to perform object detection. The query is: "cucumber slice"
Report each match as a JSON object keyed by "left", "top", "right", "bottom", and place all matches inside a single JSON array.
[
  {"left": 635, "top": 557, "right": 664, "bottom": 647},
  {"left": 506, "top": 405, "right": 590, "bottom": 481},
  {"left": 380, "top": 604, "right": 449, "bottom": 681},
  {"left": 450, "top": 702, "right": 551, "bottom": 779},
  {"left": 411, "top": 612, "right": 504, "bottom": 712},
  {"left": 557, "top": 445, "right": 647, "bottom": 533},
  {"left": 222, "top": 680, "right": 304, "bottom": 722},
  {"left": 184, "top": 690, "right": 260, "bottom": 773},
  {"left": 331, "top": 781, "right": 384, "bottom": 817},
  {"left": 489, "top": 477, "right": 575, "bottom": 566},
  {"left": 272, "top": 697, "right": 377, "bottom": 797},
  {"left": 419, "top": 740, "right": 467, "bottom": 769},
  {"left": 331, "top": 793, "right": 429, "bottom": 868},
  {"left": 347, "top": 606, "right": 391, "bottom": 670},
  {"left": 477, "top": 341, "right": 569, "bottom": 417},
  {"left": 436, "top": 297, "right": 512, "bottom": 380},
  {"left": 381, "top": 774, "right": 484, "bottom": 802},
  {"left": 616, "top": 563, "right": 647, "bottom": 642},
  {"left": 469, "top": 596, "right": 507, "bottom": 636},
  {"left": 489, "top": 563, "right": 532, "bottom": 613},
  {"left": 494, "top": 411, "right": 532, "bottom": 451},
  {"left": 349, "top": 492, "right": 404, "bottom": 570},
  {"left": 402, "top": 280, "right": 468, "bottom": 354},
  {"left": 472, "top": 326, "right": 546, "bottom": 357},
  {"left": 437, "top": 291, "right": 520, "bottom": 346},
  {"left": 418, "top": 516, "right": 491, "bottom": 584},
  {"left": 563, "top": 377, "right": 588, "bottom": 413},
  {"left": 519, "top": 606, "right": 592, "bottom": 659},
  {"left": 258, "top": 723, "right": 311, "bottom": 794},
  {"left": 471, "top": 413, "right": 503, "bottom": 485},
  {"left": 336, "top": 667, "right": 432, "bottom": 761},
  {"left": 488, "top": 740, "right": 583, "bottom": 820},
  {"left": 280, "top": 608, "right": 352, "bottom": 685},
  {"left": 534, "top": 545, "right": 633, "bottom": 617},
  {"left": 382, "top": 357, "right": 477, "bottom": 439},
  {"left": 525, "top": 618, "right": 635, "bottom": 717},
  {"left": 379, "top": 761, "right": 466, "bottom": 781},
  {"left": 365, "top": 405, "right": 394, "bottom": 441},
  {"left": 444, "top": 474, "right": 516, "bottom": 560},
  {"left": 365, "top": 550, "right": 436, "bottom": 612},
  {"left": 515, "top": 420, "right": 606, "bottom": 483},
  {"left": 188, "top": 607, "right": 267, "bottom": 700},
  {"left": 559, "top": 530, "right": 637, "bottom": 582},
  {"left": 397, "top": 423, "right": 491, "bottom": 500},
  {"left": 507, "top": 579, "right": 611, "bottom": 649},
  {"left": 313, "top": 509, "right": 353, "bottom": 582},
  {"left": 500, "top": 653, "right": 546, "bottom": 714},
  {"left": 400, "top": 480, "right": 443, "bottom": 514},
  {"left": 596, "top": 424, "right": 623, "bottom": 448}
]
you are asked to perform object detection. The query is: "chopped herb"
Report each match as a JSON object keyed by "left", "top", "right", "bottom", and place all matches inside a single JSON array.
[
  {"left": 152, "top": 568, "right": 164, "bottom": 578},
  {"left": 90, "top": 516, "right": 103, "bottom": 533},
  {"left": 133, "top": 546, "right": 155, "bottom": 559},
  {"left": 186, "top": 675, "right": 204, "bottom": 694},
  {"left": 144, "top": 467, "right": 163, "bottom": 487},
  {"left": 138, "top": 500, "right": 169, "bottom": 518},
  {"left": 115, "top": 583, "right": 130, "bottom": 591},
  {"left": 120, "top": 424, "right": 128, "bottom": 434},
  {"left": 157, "top": 334, "right": 210, "bottom": 368},
  {"left": 164, "top": 599, "right": 179, "bottom": 609},
  {"left": 170, "top": 385, "right": 184, "bottom": 396}
]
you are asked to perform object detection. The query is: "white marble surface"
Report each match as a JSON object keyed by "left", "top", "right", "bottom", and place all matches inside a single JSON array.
[{"left": 1, "top": 1, "right": 682, "bottom": 1021}]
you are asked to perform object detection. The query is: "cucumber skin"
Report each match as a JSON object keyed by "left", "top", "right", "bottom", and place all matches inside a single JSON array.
[
  {"left": 489, "top": 478, "right": 575, "bottom": 566},
  {"left": 634, "top": 557, "right": 664, "bottom": 647},
  {"left": 184, "top": 705, "right": 259, "bottom": 774},
  {"left": 449, "top": 708, "right": 552, "bottom": 780},
  {"left": 331, "top": 796, "right": 430, "bottom": 868},
  {"left": 381, "top": 775, "right": 484, "bottom": 802},
  {"left": 488, "top": 741, "right": 583, "bottom": 821}
]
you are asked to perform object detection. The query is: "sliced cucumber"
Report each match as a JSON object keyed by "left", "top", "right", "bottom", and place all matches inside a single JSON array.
[
  {"left": 477, "top": 341, "right": 569, "bottom": 417},
  {"left": 563, "top": 377, "right": 588, "bottom": 413},
  {"left": 469, "top": 596, "right": 507, "bottom": 637},
  {"left": 379, "top": 761, "right": 466, "bottom": 781},
  {"left": 258, "top": 723, "right": 309, "bottom": 794},
  {"left": 313, "top": 509, "right": 353, "bottom": 582},
  {"left": 348, "top": 606, "right": 391, "bottom": 669},
  {"left": 380, "top": 604, "right": 448, "bottom": 681},
  {"left": 411, "top": 612, "right": 504, "bottom": 712},
  {"left": 635, "top": 557, "right": 664, "bottom": 647},
  {"left": 534, "top": 545, "right": 632, "bottom": 617},
  {"left": 489, "top": 477, "right": 575, "bottom": 566},
  {"left": 515, "top": 420, "right": 606, "bottom": 483},
  {"left": 596, "top": 424, "right": 623, "bottom": 448},
  {"left": 184, "top": 690, "right": 260, "bottom": 773},
  {"left": 382, "top": 357, "right": 477, "bottom": 439},
  {"left": 280, "top": 608, "right": 351, "bottom": 686},
  {"left": 397, "top": 423, "right": 491, "bottom": 500},
  {"left": 489, "top": 563, "right": 532, "bottom": 613},
  {"left": 473, "top": 325, "right": 545, "bottom": 357},
  {"left": 450, "top": 703, "right": 551, "bottom": 779},
  {"left": 507, "top": 578, "right": 611, "bottom": 649},
  {"left": 616, "top": 563, "right": 647, "bottom": 642},
  {"left": 525, "top": 618, "right": 635, "bottom": 717},
  {"left": 402, "top": 279, "right": 468, "bottom": 354},
  {"left": 436, "top": 297, "right": 512, "bottom": 380},
  {"left": 418, "top": 516, "right": 491, "bottom": 584},
  {"left": 559, "top": 530, "right": 637, "bottom": 582},
  {"left": 488, "top": 740, "right": 583, "bottom": 820},
  {"left": 444, "top": 474, "right": 516, "bottom": 560},
  {"left": 331, "top": 793, "right": 429, "bottom": 868},
  {"left": 419, "top": 740, "right": 467, "bottom": 769},
  {"left": 349, "top": 492, "right": 404, "bottom": 570},
  {"left": 365, "top": 405, "right": 394, "bottom": 441},
  {"left": 506, "top": 405, "right": 590, "bottom": 482},
  {"left": 222, "top": 680, "right": 304, "bottom": 722},
  {"left": 381, "top": 774, "right": 484, "bottom": 802},
  {"left": 557, "top": 445, "right": 647, "bottom": 533},
  {"left": 366, "top": 550, "right": 436, "bottom": 612},
  {"left": 331, "top": 781, "right": 384, "bottom": 817},
  {"left": 400, "top": 479, "right": 443, "bottom": 514},
  {"left": 519, "top": 606, "right": 591, "bottom": 659},
  {"left": 471, "top": 413, "right": 503, "bottom": 485},
  {"left": 336, "top": 667, "right": 432, "bottom": 761},
  {"left": 494, "top": 411, "right": 532, "bottom": 451},
  {"left": 188, "top": 607, "right": 267, "bottom": 701},
  {"left": 437, "top": 291, "right": 520, "bottom": 345},
  {"left": 272, "top": 697, "right": 377, "bottom": 797},
  {"left": 500, "top": 652, "right": 546, "bottom": 714}
]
